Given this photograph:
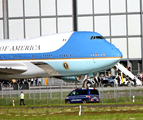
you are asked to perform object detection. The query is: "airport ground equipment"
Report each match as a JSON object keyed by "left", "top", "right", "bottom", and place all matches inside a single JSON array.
[{"left": 115, "top": 63, "right": 141, "bottom": 85}]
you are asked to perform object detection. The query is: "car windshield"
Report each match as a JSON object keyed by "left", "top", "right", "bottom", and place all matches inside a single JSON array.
[
  {"left": 108, "top": 76, "right": 116, "bottom": 79},
  {"left": 69, "top": 90, "right": 76, "bottom": 96}
]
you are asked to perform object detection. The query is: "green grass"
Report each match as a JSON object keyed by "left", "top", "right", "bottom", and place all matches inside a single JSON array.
[
  {"left": 1, "top": 89, "right": 143, "bottom": 106},
  {"left": 0, "top": 104, "right": 143, "bottom": 120},
  {"left": 1, "top": 89, "right": 143, "bottom": 119}
]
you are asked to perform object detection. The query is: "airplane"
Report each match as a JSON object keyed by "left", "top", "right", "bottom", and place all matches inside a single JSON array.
[{"left": 0, "top": 31, "right": 122, "bottom": 83}]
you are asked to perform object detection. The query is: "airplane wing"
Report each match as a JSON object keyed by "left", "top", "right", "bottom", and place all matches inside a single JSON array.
[{"left": 0, "top": 63, "right": 27, "bottom": 75}]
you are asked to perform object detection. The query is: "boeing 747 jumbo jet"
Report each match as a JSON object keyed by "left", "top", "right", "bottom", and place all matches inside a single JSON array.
[{"left": 0, "top": 31, "right": 122, "bottom": 83}]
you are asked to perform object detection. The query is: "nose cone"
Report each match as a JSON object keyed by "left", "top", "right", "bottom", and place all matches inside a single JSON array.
[
  {"left": 115, "top": 48, "right": 122, "bottom": 58},
  {"left": 111, "top": 45, "right": 123, "bottom": 59}
]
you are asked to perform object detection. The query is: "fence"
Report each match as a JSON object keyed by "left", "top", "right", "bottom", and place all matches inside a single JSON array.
[{"left": 0, "top": 78, "right": 143, "bottom": 106}]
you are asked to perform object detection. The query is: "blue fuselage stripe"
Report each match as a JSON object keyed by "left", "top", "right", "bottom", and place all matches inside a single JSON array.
[{"left": 0, "top": 31, "right": 122, "bottom": 60}]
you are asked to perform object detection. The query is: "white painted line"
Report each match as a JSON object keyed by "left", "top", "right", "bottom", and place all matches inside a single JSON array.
[
  {"left": 7, "top": 114, "right": 11, "bottom": 116},
  {"left": 50, "top": 113, "right": 54, "bottom": 114},
  {"left": 115, "top": 110, "right": 120, "bottom": 111},
  {"left": 107, "top": 109, "right": 111, "bottom": 111},
  {"left": 32, "top": 115, "right": 37, "bottom": 116},
  {"left": 123, "top": 109, "right": 127, "bottom": 111},
  {"left": 15, "top": 115, "right": 20, "bottom": 116},
  {"left": 24, "top": 115, "right": 28, "bottom": 116},
  {"left": 83, "top": 107, "right": 87, "bottom": 108},
  {"left": 58, "top": 111, "right": 62, "bottom": 113},
  {"left": 99, "top": 109, "right": 103, "bottom": 111},
  {"left": 66, "top": 109, "right": 70, "bottom": 111},
  {"left": 41, "top": 114, "right": 45, "bottom": 115},
  {"left": 132, "top": 109, "right": 136, "bottom": 110},
  {"left": 140, "top": 108, "right": 143, "bottom": 109},
  {"left": 0, "top": 113, "right": 2, "bottom": 114}
]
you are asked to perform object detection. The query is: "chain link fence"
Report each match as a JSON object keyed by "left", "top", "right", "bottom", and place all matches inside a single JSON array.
[{"left": 0, "top": 78, "right": 143, "bottom": 106}]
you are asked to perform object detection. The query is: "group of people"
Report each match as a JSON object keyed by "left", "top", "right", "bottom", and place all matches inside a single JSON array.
[
  {"left": 92, "top": 74, "right": 138, "bottom": 87},
  {"left": 30, "top": 78, "right": 42, "bottom": 86},
  {"left": 93, "top": 76, "right": 103, "bottom": 87},
  {"left": 15, "top": 78, "right": 42, "bottom": 86}
]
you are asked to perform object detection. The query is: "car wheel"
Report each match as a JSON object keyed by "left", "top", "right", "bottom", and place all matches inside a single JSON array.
[
  {"left": 65, "top": 100, "right": 70, "bottom": 104},
  {"left": 82, "top": 99, "right": 87, "bottom": 104},
  {"left": 111, "top": 82, "right": 114, "bottom": 87}
]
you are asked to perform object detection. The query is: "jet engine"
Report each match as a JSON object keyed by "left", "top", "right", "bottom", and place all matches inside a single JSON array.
[{"left": 55, "top": 75, "right": 87, "bottom": 83}]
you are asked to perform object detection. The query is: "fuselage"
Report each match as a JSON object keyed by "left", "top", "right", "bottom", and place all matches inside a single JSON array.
[{"left": 0, "top": 31, "right": 122, "bottom": 79}]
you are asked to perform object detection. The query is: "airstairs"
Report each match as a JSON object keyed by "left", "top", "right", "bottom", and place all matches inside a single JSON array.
[{"left": 115, "top": 63, "right": 142, "bottom": 85}]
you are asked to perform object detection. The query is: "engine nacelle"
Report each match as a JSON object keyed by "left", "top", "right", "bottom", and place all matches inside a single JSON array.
[{"left": 55, "top": 75, "right": 87, "bottom": 83}]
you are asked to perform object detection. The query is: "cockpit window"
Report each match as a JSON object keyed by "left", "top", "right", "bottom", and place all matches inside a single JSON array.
[{"left": 90, "top": 36, "right": 105, "bottom": 40}]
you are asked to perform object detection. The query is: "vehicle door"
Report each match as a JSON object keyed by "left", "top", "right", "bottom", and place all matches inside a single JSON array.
[{"left": 68, "top": 90, "right": 76, "bottom": 103}]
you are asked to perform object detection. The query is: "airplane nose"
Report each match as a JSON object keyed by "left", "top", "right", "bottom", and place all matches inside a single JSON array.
[{"left": 112, "top": 46, "right": 123, "bottom": 58}]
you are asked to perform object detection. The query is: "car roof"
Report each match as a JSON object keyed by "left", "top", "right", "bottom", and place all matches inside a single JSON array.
[{"left": 74, "top": 88, "right": 98, "bottom": 90}]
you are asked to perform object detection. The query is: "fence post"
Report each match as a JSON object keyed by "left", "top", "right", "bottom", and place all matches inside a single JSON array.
[
  {"left": 133, "top": 96, "right": 135, "bottom": 102},
  {"left": 47, "top": 85, "right": 48, "bottom": 104},
  {"left": 1, "top": 83, "right": 3, "bottom": 98},
  {"left": 73, "top": 83, "right": 75, "bottom": 89},
  {"left": 33, "top": 84, "right": 35, "bottom": 105},
  {"left": 61, "top": 82, "right": 63, "bottom": 104},
  {"left": 114, "top": 82, "right": 115, "bottom": 98},
  {"left": 28, "top": 82, "right": 30, "bottom": 99},
  {"left": 18, "top": 83, "right": 19, "bottom": 98},
  {"left": 6, "top": 86, "right": 7, "bottom": 105},
  {"left": 79, "top": 105, "right": 81, "bottom": 116},
  {"left": 102, "top": 84, "right": 104, "bottom": 103},
  {"left": 129, "top": 82, "right": 131, "bottom": 102},
  {"left": 50, "top": 82, "right": 52, "bottom": 98},
  {"left": 116, "top": 84, "right": 117, "bottom": 103},
  {"left": 9, "top": 82, "right": 11, "bottom": 98},
  {"left": 39, "top": 84, "right": 41, "bottom": 100}
]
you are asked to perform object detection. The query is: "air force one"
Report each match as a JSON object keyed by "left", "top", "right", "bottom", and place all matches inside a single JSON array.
[{"left": 0, "top": 31, "right": 122, "bottom": 82}]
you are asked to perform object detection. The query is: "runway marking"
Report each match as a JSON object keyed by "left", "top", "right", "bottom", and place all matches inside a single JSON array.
[
  {"left": 0, "top": 106, "right": 142, "bottom": 117},
  {"left": 106, "top": 109, "right": 111, "bottom": 111},
  {"left": 41, "top": 114, "right": 45, "bottom": 115},
  {"left": 130, "top": 118, "right": 135, "bottom": 120},
  {"left": 66, "top": 109, "right": 71, "bottom": 111},
  {"left": 115, "top": 110, "right": 120, "bottom": 111},
  {"left": 7, "top": 114, "right": 11, "bottom": 116},
  {"left": 123, "top": 109, "right": 127, "bottom": 111}
]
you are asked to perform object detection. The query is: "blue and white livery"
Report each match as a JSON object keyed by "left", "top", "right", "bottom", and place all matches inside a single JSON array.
[{"left": 0, "top": 31, "right": 122, "bottom": 81}]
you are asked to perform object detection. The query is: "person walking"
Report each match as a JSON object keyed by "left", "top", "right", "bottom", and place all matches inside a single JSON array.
[{"left": 19, "top": 91, "right": 25, "bottom": 106}]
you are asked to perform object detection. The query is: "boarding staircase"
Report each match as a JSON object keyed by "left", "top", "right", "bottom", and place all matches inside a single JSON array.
[{"left": 115, "top": 63, "right": 142, "bottom": 85}]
